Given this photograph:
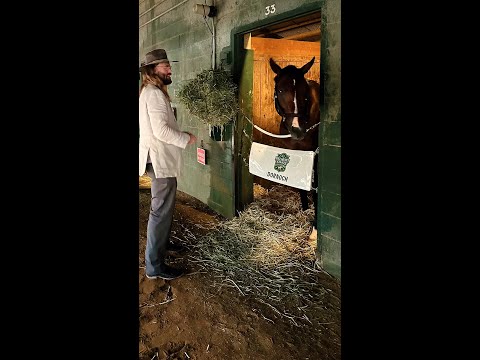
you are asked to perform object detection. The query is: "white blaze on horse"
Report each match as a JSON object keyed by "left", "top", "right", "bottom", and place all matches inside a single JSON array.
[{"left": 269, "top": 57, "right": 320, "bottom": 242}]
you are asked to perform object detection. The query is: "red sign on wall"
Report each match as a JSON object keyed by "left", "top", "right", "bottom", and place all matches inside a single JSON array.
[{"left": 197, "top": 147, "right": 206, "bottom": 165}]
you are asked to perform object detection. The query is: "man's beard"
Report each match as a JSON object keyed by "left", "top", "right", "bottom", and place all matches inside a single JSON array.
[{"left": 160, "top": 74, "right": 172, "bottom": 85}]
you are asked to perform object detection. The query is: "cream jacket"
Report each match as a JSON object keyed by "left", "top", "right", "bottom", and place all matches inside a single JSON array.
[{"left": 139, "top": 84, "right": 190, "bottom": 178}]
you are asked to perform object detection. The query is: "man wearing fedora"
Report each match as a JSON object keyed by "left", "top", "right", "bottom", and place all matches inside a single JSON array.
[{"left": 139, "top": 48, "right": 197, "bottom": 280}]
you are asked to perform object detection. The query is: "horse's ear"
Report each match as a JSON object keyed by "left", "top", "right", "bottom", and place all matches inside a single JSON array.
[
  {"left": 300, "top": 57, "right": 315, "bottom": 74},
  {"left": 269, "top": 58, "right": 282, "bottom": 74}
]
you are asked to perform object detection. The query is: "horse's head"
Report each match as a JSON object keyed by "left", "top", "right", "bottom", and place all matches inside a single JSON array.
[{"left": 269, "top": 57, "right": 315, "bottom": 140}]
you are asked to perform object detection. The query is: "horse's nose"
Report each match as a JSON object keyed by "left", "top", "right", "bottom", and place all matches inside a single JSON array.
[
  {"left": 290, "top": 117, "right": 304, "bottom": 138},
  {"left": 292, "top": 117, "right": 300, "bottom": 128},
  {"left": 291, "top": 127, "right": 305, "bottom": 140}
]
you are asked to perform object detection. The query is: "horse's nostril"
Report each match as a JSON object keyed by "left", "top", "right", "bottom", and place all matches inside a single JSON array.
[{"left": 291, "top": 127, "right": 305, "bottom": 140}]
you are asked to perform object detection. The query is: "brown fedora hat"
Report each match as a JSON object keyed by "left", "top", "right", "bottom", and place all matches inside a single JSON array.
[{"left": 139, "top": 48, "right": 178, "bottom": 68}]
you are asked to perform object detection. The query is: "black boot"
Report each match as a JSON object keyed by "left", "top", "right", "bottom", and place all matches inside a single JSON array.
[
  {"left": 166, "top": 242, "right": 186, "bottom": 254},
  {"left": 146, "top": 264, "right": 184, "bottom": 280}
]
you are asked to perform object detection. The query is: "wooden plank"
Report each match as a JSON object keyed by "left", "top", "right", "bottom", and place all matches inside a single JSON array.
[
  {"left": 255, "top": 18, "right": 321, "bottom": 36},
  {"left": 251, "top": 37, "right": 320, "bottom": 57},
  {"left": 283, "top": 29, "right": 321, "bottom": 41}
]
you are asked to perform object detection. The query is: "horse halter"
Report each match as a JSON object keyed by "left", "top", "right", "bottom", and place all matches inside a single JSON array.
[{"left": 274, "top": 86, "right": 310, "bottom": 122}]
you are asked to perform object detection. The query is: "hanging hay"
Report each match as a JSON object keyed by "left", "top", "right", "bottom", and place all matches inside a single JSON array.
[
  {"left": 188, "top": 184, "right": 332, "bottom": 327},
  {"left": 177, "top": 69, "right": 239, "bottom": 127}
]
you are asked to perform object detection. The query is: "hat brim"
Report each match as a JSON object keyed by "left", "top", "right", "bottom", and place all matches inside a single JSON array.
[{"left": 139, "top": 59, "right": 179, "bottom": 69}]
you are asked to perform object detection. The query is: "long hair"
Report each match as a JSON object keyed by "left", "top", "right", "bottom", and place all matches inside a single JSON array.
[{"left": 139, "top": 64, "right": 170, "bottom": 101}]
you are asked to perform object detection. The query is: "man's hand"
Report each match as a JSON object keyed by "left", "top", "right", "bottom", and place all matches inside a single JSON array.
[{"left": 186, "top": 132, "right": 197, "bottom": 145}]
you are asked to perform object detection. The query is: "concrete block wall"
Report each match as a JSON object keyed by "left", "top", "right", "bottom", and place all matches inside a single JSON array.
[{"left": 139, "top": 0, "right": 236, "bottom": 218}]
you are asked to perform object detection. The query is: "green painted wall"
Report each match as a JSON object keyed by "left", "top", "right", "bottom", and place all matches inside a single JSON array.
[
  {"left": 139, "top": 0, "right": 341, "bottom": 279},
  {"left": 319, "top": 0, "right": 341, "bottom": 279}
]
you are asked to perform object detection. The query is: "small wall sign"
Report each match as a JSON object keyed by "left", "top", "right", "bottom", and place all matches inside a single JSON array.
[{"left": 197, "top": 147, "right": 206, "bottom": 165}]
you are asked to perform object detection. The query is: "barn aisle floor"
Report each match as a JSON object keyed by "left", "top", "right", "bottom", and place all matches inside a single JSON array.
[{"left": 139, "top": 180, "right": 341, "bottom": 360}]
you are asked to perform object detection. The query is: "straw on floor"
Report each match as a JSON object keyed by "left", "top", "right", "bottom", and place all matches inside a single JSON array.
[{"left": 187, "top": 184, "right": 334, "bottom": 327}]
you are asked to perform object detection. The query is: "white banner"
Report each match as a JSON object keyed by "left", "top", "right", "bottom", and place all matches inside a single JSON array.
[{"left": 249, "top": 142, "right": 315, "bottom": 191}]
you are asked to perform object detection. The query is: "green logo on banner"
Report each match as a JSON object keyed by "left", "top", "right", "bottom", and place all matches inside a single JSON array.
[{"left": 274, "top": 153, "right": 290, "bottom": 172}]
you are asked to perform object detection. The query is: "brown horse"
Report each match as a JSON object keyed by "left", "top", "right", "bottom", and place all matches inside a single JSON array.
[{"left": 269, "top": 57, "right": 320, "bottom": 241}]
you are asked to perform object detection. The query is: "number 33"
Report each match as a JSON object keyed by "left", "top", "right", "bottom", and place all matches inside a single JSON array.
[{"left": 265, "top": 4, "right": 276, "bottom": 16}]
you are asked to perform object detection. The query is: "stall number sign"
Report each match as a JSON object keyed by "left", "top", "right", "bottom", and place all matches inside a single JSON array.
[
  {"left": 265, "top": 4, "right": 276, "bottom": 16},
  {"left": 197, "top": 147, "right": 206, "bottom": 165}
]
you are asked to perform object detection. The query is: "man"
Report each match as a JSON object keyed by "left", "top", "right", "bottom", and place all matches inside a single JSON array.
[{"left": 139, "top": 49, "right": 197, "bottom": 280}]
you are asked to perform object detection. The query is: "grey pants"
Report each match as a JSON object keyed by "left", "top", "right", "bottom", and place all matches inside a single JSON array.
[{"left": 145, "top": 164, "right": 177, "bottom": 276}]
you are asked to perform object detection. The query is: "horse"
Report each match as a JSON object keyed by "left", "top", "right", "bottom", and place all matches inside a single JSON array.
[{"left": 269, "top": 57, "right": 320, "bottom": 241}]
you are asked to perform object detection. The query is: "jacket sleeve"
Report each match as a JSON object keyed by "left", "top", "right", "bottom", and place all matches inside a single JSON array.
[{"left": 146, "top": 89, "right": 190, "bottom": 149}]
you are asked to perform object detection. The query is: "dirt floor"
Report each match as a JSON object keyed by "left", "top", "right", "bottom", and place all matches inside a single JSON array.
[{"left": 139, "top": 176, "right": 341, "bottom": 360}]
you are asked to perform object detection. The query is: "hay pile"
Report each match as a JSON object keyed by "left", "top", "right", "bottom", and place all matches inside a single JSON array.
[{"left": 189, "top": 184, "right": 330, "bottom": 326}]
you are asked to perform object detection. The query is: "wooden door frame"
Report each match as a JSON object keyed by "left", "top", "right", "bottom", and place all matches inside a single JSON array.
[{"left": 230, "top": 1, "right": 324, "bottom": 214}]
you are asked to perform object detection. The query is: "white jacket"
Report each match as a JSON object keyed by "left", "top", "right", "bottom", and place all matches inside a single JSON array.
[{"left": 139, "top": 84, "right": 190, "bottom": 178}]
